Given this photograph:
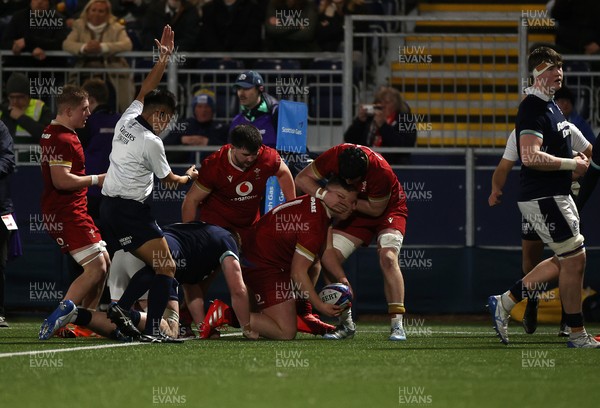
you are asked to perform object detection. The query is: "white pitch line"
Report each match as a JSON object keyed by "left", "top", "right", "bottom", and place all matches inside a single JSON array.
[{"left": 0, "top": 341, "right": 148, "bottom": 359}]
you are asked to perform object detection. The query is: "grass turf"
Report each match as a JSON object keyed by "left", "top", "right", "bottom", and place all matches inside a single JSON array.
[{"left": 1, "top": 319, "right": 599, "bottom": 408}]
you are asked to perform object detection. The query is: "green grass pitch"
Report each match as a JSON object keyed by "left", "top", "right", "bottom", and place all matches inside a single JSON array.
[{"left": 1, "top": 319, "right": 599, "bottom": 408}]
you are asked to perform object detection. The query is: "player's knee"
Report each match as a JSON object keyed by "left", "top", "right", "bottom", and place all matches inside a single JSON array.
[
  {"left": 280, "top": 325, "right": 297, "bottom": 340},
  {"left": 332, "top": 233, "right": 356, "bottom": 260},
  {"left": 153, "top": 259, "right": 176, "bottom": 277},
  {"left": 378, "top": 247, "right": 400, "bottom": 272}
]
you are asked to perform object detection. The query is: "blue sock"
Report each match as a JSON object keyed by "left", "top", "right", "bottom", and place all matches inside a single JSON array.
[
  {"left": 144, "top": 274, "right": 173, "bottom": 335},
  {"left": 117, "top": 266, "right": 155, "bottom": 310}
]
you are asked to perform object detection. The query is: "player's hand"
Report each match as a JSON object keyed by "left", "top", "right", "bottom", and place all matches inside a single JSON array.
[
  {"left": 488, "top": 190, "right": 502, "bottom": 207},
  {"left": 316, "top": 302, "right": 342, "bottom": 318},
  {"left": 574, "top": 153, "right": 589, "bottom": 179},
  {"left": 242, "top": 324, "right": 258, "bottom": 340},
  {"left": 154, "top": 24, "right": 175, "bottom": 58},
  {"left": 186, "top": 165, "right": 198, "bottom": 182},
  {"left": 322, "top": 190, "right": 350, "bottom": 214}
]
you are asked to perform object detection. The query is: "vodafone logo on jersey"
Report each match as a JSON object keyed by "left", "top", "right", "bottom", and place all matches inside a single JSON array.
[{"left": 236, "top": 181, "right": 254, "bottom": 196}]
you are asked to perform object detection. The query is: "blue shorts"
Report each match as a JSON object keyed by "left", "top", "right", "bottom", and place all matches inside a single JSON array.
[{"left": 100, "top": 196, "right": 163, "bottom": 252}]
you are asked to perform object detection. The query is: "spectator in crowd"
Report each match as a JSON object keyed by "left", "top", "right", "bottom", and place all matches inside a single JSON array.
[
  {"left": 0, "top": 0, "right": 69, "bottom": 69},
  {"left": 0, "top": 73, "right": 53, "bottom": 151},
  {"left": 200, "top": 0, "right": 263, "bottom": 52},
  {"left": 63, "top": 0, "right": 135, "bottom": 113},
  {"left": 264, "top": 0, "right": 319, "bottom": 52},
  {"left": 0, "top": 1, "right": 28, "bottom": 39},
  {"left": 554, "top": 86, "right": 595, "bottom": 143},
  {"left": 344, "top": 86, "right": 417, "bottom": 164},
  {"left": 141, "top": 0, "right": 200, "bottom": 52},
  {"left": 55, "top": 0, "right": 88, "bottom": 28},
  {"left": 551, "top": 0, "right": 600, "bottom": 55},
  {"left": 316, "top": 0, "right": 368, "bottom": 52},
  {"left": 164, "top": 90, "right": 228, "bottom": 163},
  {"left": 0, "top": 119, "right": 16, "bottom": 328},
  {"left": 230, "top": 71, "right": 279, "bottom": 149}
]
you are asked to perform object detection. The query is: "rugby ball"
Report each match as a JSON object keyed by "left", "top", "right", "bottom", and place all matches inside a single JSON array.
[{"left": 319, "top": 283, "right": 352, "bottom": 309}]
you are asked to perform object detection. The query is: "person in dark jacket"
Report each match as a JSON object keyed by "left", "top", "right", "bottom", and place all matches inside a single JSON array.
[
  {"left": 200, "top": 0, "right": 263, "bottom": 52},
  {"left": 164, "top": 90, "right": 228, "bottom": 163},
  {"left": 0, "top": 119, "right": 16, "bottom": 328},
  {"left": 344, "top": 86, "right": 417, "bottom": 164},
  {"left": 141, "top": 0, "right": 200, "bottom": 52}
]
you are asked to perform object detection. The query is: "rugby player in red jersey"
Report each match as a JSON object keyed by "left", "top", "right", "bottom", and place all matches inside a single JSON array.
[
  {"left": 38, "top": 85, "right": 110, "bottom": 340},
  {"left": 296, "top": 144, "right": 409, "bottom": 341},
  {"left": 182, "top": 124, "right": 337, "bottom": 335},
  {"left": 201, "top": 176, "right": 357, "bottom": 339}
]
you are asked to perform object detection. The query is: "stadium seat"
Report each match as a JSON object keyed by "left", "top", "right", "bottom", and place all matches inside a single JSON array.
[{"left": 308, "top": 59, "right": 343, "bottom": 120}]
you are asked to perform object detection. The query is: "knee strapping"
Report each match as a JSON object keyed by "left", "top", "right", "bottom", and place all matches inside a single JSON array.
[
  {"left": 333, "top": 233, "right": 356, "bottom": 260},
  {"left": 378, "top": 233, "right": 404, "bottom": 254},
  {"left": 72, "top": 241, "right": 107, "bottom": 265}
]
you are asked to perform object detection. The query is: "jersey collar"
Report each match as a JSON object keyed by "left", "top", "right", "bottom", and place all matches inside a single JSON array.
[{"left": 135, "top": 114, "right": 155, "bottom": 133}]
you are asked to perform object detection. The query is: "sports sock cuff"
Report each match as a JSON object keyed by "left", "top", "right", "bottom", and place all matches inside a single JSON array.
[
  {"left": 564, "top": 313, "right": 583, "bottom": 329},
  {"left": 388, "top": 303, "right": 405, "bottom": 314},
  {"left": 508, "top": 279, "right": 524, "bottom": 303},
  {"left": 130, "top": 309, "right": 141, "bottom": 327},
  {"left": 500, "top": 291, "right": 517, "bottom": 311},
  {"left": 74, "top": 308, "right": 92, "bottom": 326}
]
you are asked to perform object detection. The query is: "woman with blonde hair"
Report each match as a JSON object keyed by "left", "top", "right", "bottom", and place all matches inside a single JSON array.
[{"left": 63, "top": 0, "right": 134, "bottom": 113}]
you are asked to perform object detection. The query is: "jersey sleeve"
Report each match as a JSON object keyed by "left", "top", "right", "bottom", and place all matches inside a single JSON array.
[
  {"left": 195, "top": 152, "right": 218, "bottom": 192},
  {"left": 219, "top": 233, "right": 240, "bottom": 264},
  {"left": 311, "top": 145, "right": 340, "bottom": 180},
  {"left": 48, "top": 133, "right": 76, "bottom": 168},
  {"left": 517, "top": 102, "right": 545, "bottom": 140},
  {"left": 144, "top": 136, "right": 171, "bottom": 179},
  {"left": 120, "top": 100, "right": 143, "bottom": 123},
  {"left": 570, "top": 123, "right": 590, "bottom": 153},
  {"left": 502, "top": 129, "right": 519, "bottom": 162},
  {"left": 294, "top": 208, "right": 327, "bottom": 262}
]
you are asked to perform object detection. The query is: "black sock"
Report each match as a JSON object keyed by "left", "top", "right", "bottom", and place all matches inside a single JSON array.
[
  {"left": 564, "top": 312, "right": 583, "bottom": 328},
  {"left": 117, "top": 266, "right": 155, "bottom": 310},
  {"left": 508, "top": 279, "right": 524, "bottom": 303},
  {"left": 74, "top": 308, "right": 92, "bottom": 326},
  {"left": 144, "top": 274, "right": 173, "bottom": 335},
  {"left": 561, "top": 305, "right": 567, "bottom": 325}
]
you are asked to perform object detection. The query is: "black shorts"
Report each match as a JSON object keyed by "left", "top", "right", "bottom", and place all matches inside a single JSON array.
[{"left": 100, "top": 196, "right": 163, "bottom": 252}]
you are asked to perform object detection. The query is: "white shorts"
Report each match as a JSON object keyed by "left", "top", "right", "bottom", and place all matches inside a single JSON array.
[
  {"left": 107, "top": 249, "right": 148, "bottom": 301},
  {"left": 518, "top": 195, "right": 585, "bottom": 258}
]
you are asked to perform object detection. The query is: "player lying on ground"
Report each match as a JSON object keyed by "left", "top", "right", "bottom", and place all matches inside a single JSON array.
[
  {"left": 201, "top": 177, "right": 357, "bottom": 340},
  {"left": 108, "top": 222, "right": 257, "bottom": 341}
]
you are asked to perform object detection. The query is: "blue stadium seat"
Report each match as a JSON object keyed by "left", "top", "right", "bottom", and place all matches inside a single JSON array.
[{"left": 308, "top": 59, "right": 343, "bottom": 120}]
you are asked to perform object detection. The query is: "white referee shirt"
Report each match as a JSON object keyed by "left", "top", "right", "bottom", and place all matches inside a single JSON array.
[
  {"left": 503, "top": 122, "right": 590, "bottom": 162},
  {"left": 102, "top": 100, "right": 171, "bottom": 202}
]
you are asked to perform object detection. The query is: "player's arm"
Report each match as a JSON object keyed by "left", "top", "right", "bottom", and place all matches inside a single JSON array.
[
  {"left": 520, "top": 133, "right": 589, "bottom": 178},
  {"left": 181, "top": 283, "right": 205, "bottom": 327},
  {"left": 136, "top": 25, "right": 174, "bottom": 102},
  {"left": 50, "top": 166, "right": 105, "bottom": 191},
  {"left": 355, "top": 195, "right": 389, "bottom": 218},
  {"left": 181, "top": 181, "right": 211, "bottom": 222},
  {"left": 320, "top": 227, "right": 353, "bottom": 295},
  {"left": 160, "top": 165, "right": 198, "bottom": 187},
  {"left": 221, "top": 255, "right": 257, "bottom": 339},
  {"left": 275, "top": 160, "right": 296, "bottom": 201},
  {"left": 296, "top": 164, "right": 349, "bottom": 213},
  {"left": 290, "top": 250, "right": 342, "bottom": 318},
  {"left": 489, "top": 158, "right": 515, "bottom": 207}
]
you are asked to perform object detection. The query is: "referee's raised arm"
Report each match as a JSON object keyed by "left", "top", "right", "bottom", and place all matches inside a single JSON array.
[{"left": 136, "top": 25, "right": 175, "bottom": 103}]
